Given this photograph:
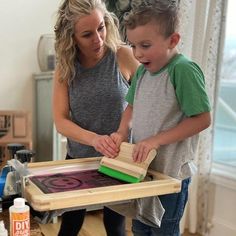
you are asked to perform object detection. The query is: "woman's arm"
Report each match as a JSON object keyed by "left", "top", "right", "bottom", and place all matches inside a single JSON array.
[
  {"left": 111, "top": 104, "right": 133, "bottom": 148},
  {"left": 52, "top": 68, "right": 118, "bottom": 157}
]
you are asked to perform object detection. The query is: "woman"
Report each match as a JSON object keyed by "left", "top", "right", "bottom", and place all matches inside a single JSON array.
[{"left": 53, "top": 0, "right": 138, "bottom": 235}]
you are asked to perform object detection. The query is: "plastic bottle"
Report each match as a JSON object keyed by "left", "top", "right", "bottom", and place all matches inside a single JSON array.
[
  {"left": 0, "top": 221, "right": 8, "bottom": 236},
  {"left": 9, "top": 198, "right": 30, "bottom": 236}
]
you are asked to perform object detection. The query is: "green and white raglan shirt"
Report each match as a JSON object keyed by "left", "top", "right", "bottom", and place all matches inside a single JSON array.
[{"left": 126, "top": 54, "right": 211, "bottom": 180}]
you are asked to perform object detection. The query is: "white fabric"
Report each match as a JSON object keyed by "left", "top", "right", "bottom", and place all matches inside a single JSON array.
[
  {"left": 179, "top": 0, "right": 226, "bottom": 235},
  {"left": 109, "top": 197, "right": 165, "bottom": 228}
]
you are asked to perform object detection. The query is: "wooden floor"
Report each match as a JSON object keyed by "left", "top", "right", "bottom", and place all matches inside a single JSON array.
[{"left": 39, "top": 210, "right": 200, "bottom": 236}]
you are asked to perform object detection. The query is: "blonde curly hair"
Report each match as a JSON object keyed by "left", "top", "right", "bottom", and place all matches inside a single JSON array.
[{"left": 54, "top": 0, "right": 122, "bottom": 82}]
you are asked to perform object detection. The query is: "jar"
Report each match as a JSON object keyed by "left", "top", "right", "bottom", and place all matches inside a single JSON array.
[{"left": 37, "top": 34, "right": 56, "bottom": 72}]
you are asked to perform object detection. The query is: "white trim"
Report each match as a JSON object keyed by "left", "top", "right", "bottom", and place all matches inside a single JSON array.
[
  {"left": 209, "top": 217, "right": 236, "bottom": 236},
  {"left": 217, "top": 97, "right": 236, "bottom": 122},
  {"left": 210, "top": 163, "right": 236, "bottom": 190},
  {"left": 212, "top": 217, "right": 236, "bottom": 232},
  {"left": 221, "top": 79, "right": 236, "bottom": 87}
]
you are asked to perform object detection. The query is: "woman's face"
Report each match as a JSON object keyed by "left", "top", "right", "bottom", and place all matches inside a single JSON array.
[{"left": 74, "top": 9, "right": 107, "bottom": 65}]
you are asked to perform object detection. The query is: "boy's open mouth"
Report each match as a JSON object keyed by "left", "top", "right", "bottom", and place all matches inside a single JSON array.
[{"left": 142, "top": 62, "right": 151, "bottom": 66}]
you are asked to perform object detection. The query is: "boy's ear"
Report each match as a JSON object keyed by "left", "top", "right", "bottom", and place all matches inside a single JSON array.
[{"left": 169, "top": 32, "right": 180, "bottom": 48}]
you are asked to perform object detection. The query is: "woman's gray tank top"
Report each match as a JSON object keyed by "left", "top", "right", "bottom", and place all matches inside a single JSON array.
[{"left": 67, "top": 49, "right": 129, "bottom": 158}]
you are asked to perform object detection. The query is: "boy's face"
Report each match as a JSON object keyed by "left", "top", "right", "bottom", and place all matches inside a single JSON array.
[{"left": 127, "top": 21, "right": 178, "bottom": 73}]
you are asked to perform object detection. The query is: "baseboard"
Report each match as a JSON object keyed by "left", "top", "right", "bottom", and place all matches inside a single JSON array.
[{"left": 209, "top": 217, "right": 236, "bottom": 236}]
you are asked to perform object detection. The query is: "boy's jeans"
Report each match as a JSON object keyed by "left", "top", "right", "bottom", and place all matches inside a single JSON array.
[{"left": 132, "top": 178, "right": 190, "bottom": 236}]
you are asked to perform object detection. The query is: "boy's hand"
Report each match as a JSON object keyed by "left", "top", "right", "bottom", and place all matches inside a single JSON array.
[
  {"left": 133, "top": 137, "right": 159, "bottom": 163},
  {"left": 92, "top": 134, "right": 119, "bottom": 158},
  {"left": 110, "top": 132, "right": 125, "bottom": 151}
]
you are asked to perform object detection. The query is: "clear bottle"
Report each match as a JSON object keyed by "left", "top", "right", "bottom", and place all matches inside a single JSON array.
[
  {"left": 9, "top": 198, "right": 30, "bottom": 236},
  {"left": 0, "top": 221, "right": 8, "bottom": 236}
]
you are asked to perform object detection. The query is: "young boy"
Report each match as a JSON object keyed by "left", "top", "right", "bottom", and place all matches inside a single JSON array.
[{"left": 109, "top": 0, "right": 211, "bottom": 235}]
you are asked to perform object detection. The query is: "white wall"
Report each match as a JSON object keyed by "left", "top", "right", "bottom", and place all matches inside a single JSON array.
[{"left": 0, "top": 0, "right": 60, "bottom": 111}]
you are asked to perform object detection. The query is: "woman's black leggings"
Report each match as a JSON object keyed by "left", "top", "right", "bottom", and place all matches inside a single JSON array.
[
  {"left": 58, "top": 155, "right": 126, "bottom": 236},
  {"left": 57, "top": 207, "right": 126, "bottom": 236}
]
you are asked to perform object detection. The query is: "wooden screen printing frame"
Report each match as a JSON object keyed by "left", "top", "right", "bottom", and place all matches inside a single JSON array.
[{"left": 23, "top": 157, "right": 181, "bottom": 212}]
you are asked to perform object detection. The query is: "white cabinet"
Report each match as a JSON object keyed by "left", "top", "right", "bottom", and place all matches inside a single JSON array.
[
  {"left": 34, "top": 72, "right": 66, "bottom": 161},
  {"left": 34, "top": 72, "right": 53, "bottom": 161}
]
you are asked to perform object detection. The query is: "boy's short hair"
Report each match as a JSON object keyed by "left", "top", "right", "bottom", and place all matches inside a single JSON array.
[{"left": 124, "top": 0, "right": 180, "bottom": 38}]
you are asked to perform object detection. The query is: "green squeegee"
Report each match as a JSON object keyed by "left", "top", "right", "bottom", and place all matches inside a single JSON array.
[
  {"left": 98, "top": 142, "right": 157, "bottom": 183},
  {"left": 98, "top": 165, "right": 143, "bottom": 183}
]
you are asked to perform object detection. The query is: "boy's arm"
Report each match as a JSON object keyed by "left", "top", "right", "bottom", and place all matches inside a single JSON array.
[
  {"left": 133, "top": 112, "right": 211, "bottom": 163},
  {"left": 154, "top": 111, "right": 211, "bottom": 147},
  {"left": 111, "top": 104, "right": 133, "bottom": 148}
]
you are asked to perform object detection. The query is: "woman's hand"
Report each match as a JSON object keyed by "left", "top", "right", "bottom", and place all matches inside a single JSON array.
[
  {"left": 133, "top": 136, "right": 159, "bottom": 163},
  {"left": 92, "top": 134, "right": 119, "bottom": 158},
  {"left": 110, "top": 131, "right": 125, "bottom": 148}
]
